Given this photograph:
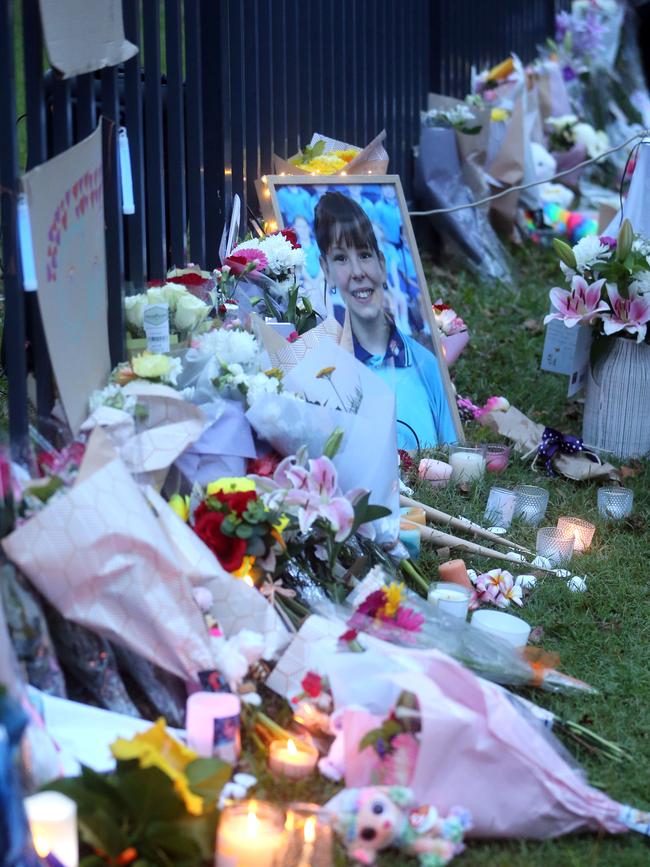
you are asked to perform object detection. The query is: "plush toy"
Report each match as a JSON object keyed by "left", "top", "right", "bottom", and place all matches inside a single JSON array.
[{"left": 326, "top": 785, "right": 470, "bottom": 866}]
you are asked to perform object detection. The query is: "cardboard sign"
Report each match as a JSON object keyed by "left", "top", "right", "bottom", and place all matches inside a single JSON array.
[
  {"left": 39, "top": 0, "right": 137, "bottom": 78},
  {"left": 23, "top": 125, "right": 111, "bottom": 433},
  {"left": 541, "top": 317, "right": 592, "bottom": 397}
]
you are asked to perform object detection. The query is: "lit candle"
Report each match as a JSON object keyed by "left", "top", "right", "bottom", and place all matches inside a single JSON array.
[
  {"left": 449, "top": 448, "right": 486, "bottom": 483},
  {"left": 284, "top": 802, "right": 333, "bottom": 867},
  {"left": 297, "top": 817, "right": 316, "bottom": 867},
  {"left": 216, "top": 802, "right": 285, "bottom": 867},
  {"left": 269, "top": 738, "right": 318, "bottom": 780},
  {"left": 24, "top": 792, "right": 79, "bottom": 867},
  {"left": 556, "top": 517, "right": 596, "bottom": 553},
  {"left": 186, "top": 691, "right": 241, "bottom": 763},
  {"left": 428, "top": 582, "right": 471, "bottom": 619}
]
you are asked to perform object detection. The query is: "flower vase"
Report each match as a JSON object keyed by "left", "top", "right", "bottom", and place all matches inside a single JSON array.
[{"left": 582, "top": 337, "right": 650, "bottom": 459}]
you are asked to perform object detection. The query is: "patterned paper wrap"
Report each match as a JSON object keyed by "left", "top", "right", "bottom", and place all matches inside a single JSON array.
[
  {"left": 81, "top": 381, "right": 205, "bottom": 487},
  {"left": 2, "top": 429, "right": 216, "bottom": 683},
  {"left": 251, "top": 314, "right": 346, "bottom": 374},
  {"left": 272, "top": 130, "right": 389, "bottom": 177}
]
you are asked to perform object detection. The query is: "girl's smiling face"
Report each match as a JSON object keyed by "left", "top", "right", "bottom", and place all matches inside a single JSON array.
[{"left": 321, "top": 239, "right": 386, "bottom": 320}]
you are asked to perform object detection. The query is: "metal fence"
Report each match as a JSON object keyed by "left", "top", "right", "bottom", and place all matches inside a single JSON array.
[{"left": 0, "top": 0, "right": 559, "bottom": 448}]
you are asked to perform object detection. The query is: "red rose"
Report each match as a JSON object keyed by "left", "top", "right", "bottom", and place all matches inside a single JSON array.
[
  {"left": 339, "top": 628, "right": 359, "bottom": 643},
  {"left": 287, "top": 331, "right": 299, "bottom": 343},
  {"left": 167, "top": 272, "right": 209, "bottom": 286},
  {"left": 194, "top": 503, "right": 247, "bottom": 572},
  {"left": 247, "top": 454, "right": 281, "bottom": 477},
  {"left": 301, "top": 671, "right": 322, "bottom": 698},
  {"left": 280, "top": 228, "right": 300, "bottom": 249},
  {"left": 214, "top": 490, "right": 257, "bottom": 517}
]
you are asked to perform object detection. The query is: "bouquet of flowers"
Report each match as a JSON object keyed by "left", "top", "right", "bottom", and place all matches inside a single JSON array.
[
  {"left": 420, "top": 104, "right": 482, "bottom": 135},
  {"left": 124, "top": 279, "right": 212, "bottom": 345},
  {"left": 546, "top": 114, "right": 609, "bottom": 159},
  {"left": 290, "top": 139, "right": 360, "bottom": 173},
  {"left": 546, "top": 219, "right": 650, "bottom": 344}
]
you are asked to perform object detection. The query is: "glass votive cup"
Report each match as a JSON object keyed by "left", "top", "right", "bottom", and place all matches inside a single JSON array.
[
  {"left": 598, "top": 487, "right": 634, "bottom": 520},
  {"left": 556, "top": 517, "right": 596, "bottom": 553},
  {"left": 513, "top": 485, "right": 549, "bottom": 526},
  {"left": 216, "top": 801, "right": 286, "bottom": 867},
  {"left": 484, "top": 486, "right": 516, "bottom": 529},
  {"left": 428, "top": 581, "right": 472, "bottom": 619},
  {"left": 536, "top": 526, "right": 575, "bottom": 567},
  {"left": 448, "top": 444, "right": 487, "bottom": 483},
  {"left": 485, "top": 443, "right": 511, "bottom": 473},
  {"left": 284, "top": 803, "right": 333, "bottom": 867}
]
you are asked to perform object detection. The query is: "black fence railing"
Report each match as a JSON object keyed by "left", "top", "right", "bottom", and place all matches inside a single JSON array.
[{"left": 0, "top": 0, "right": 559, "bottom": 448}]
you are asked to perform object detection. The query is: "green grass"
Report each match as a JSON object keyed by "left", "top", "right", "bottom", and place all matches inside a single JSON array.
[{"left": 249, "top": 244, "right": 650, "bottom": 865}]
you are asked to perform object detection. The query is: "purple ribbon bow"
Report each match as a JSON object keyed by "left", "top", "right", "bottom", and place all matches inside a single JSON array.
[{"left": 537, "top": 427, "right": 588, "bottom": 476}]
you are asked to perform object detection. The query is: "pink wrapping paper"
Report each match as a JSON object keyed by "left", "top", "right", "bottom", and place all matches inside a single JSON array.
[
  {"left": 2, "top": 429, "right": 216, "bottom": 682},
  {"left": 339, "top": 651, "right": 626, "bottom": 839},
  {"left": 441, "top": 331, "right": 469, "bottom": 367}
]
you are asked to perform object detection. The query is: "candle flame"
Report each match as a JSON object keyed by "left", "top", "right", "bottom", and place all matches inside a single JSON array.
[
  {"left": 32, "top": 834, "right": 50, "bottom": 857},
  {"left": 304, "top": 816, "right": 316, "bottom": 843},
  {"left": 243, "top": 574, "right": 254, "bottom": 587},
  {"left": 247, "top": 806, "right": 259, "bottom": 837},
  {"left": 285, "top": 811, "right": 295, "bottom": 832},
  {"left": 287, "top": 738, "right": 298, "bottom": 755}
]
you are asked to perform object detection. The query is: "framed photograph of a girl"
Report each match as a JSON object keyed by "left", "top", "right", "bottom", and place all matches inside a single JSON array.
[{"left": 266, "top": 174, "right": 463, "bottom": 448}]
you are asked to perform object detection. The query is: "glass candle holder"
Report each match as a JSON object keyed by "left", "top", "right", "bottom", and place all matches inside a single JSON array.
[
  {"left": 470, "top": 609, "right": 531, "bottom": 648},
  {"left": 598, "top": 487, "right": 634, "bottom": 520},
  {"left": 216, "top": 801, "right": 286, "bottom": 867},
  {"left": 513, "top": 485, "right": 549, "bottom": 526},
  {"left": 484, "top": 486, "right": 516, "bottom": 529},
  {"left": 449, "top": 445, "right": 486, "bottom": 483},
  {"left": 428, "top": 581, "right": 471, "bottom": 619},
  {"left": 536, "top": 526, "right": 574, "bottom": 567},
  {"left": 284, "top": 803, "right": 333, "bottom": 867},
  {"left": 485, "top": 443, "right": 511, "bottom": 473},
  {"left": 556, "top": 517, "right": 596, "bottom": 553},
  {"left": 269, "top": 738, "right": 318, "bottom": 779}
]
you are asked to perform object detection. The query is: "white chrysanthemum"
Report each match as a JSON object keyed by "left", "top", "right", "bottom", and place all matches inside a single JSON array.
[
  {"left": 572, "top": 235, "right": 611, "bottom": 272},
  {"left": 246, "top": 372, "right": 281, "bottom": 405},
  {"left": 259, "top": 233, "right": 305, "bottom": 275},
  {"left": 546, "top": 114, "right": 578, "bottom": 130},
  {"left": 630, "top": 270, "right": 650, "bottom": 295},
  {"left": 195, "top": 327, "right": 260, "bottom": 369},
  {"left": 573, "top": 123, "right": 609, "bottom": 159},
  {"left": 88, "top": 383, "right": 137, "bottom": 415}
]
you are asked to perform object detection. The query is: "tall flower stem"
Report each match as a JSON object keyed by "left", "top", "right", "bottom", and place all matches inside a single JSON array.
[{"left": 400, "top": 559, "right": 430, "bottom": 597}]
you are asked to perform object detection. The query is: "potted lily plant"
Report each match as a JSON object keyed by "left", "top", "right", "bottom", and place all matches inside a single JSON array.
[{"left": 546, "top": 218, "right": 650, "bottom": 458}]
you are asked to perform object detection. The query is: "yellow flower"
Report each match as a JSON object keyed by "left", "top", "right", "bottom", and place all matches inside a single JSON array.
[
  {"left": 168, "top": 493, "right": 190, "bottom": 522},
  {"left": 206, "top": 477, "right": 256, "bottom": 495},
  {"left": 273, "top": 514, "right": 290, "bottom": 534},
  {"left": 132, "top": 352, "right": 172, "bottom": 380},
  {"left": 303, "top": 154, "right": 347, "bottom": 174},
  {"left": 316, "top": 366, "right": 336, "bottom": 379},
  {"left": 264, "top": 367, "right": 284, "bottom": 381},
  {"left": 333, "top": 148, "right": 360, "bottom": 163},
  {"left": 491, "top": 107, "right": 510, "bottom": 122},
  {"left": 382, "top": 582, "right": 405, "bottom": 618},
  {"left": 111, "top": 719, "right": 204, "bottom": 815},
  {"left": 233, "top": 555, "right": 256, "bottom": 579}
]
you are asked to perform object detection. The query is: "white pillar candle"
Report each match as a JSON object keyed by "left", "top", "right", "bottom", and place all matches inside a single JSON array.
[
  {"left": 428, "top": 582, "right": 471, "bottom": 619},
  {"left": 449, "top": 450, "right": 486, "bottom": 482},
  {"left": 186, "top": 691, "right": 241, "bottom": 763},
  {"left": 24, "top": 792, "right": 78, "bottom": 867},
  {"left": 216, "top": 802, "right": 285, "bottom": 867},
  {"left": 269, "top": 738, "right": 318, "bottom": 780}
]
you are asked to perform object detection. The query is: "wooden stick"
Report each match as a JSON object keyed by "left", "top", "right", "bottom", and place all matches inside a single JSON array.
[
  {"left": 400, "top": 494, "right": 533, "bottom": 555},
  {"left": 400, "top": 519, "right": 556, "bottom": 574}
]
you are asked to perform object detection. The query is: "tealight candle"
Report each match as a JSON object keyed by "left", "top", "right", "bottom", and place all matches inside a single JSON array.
[
  {"left": 216, "top": 801, "right": 285, "bottom": 867},
  {"left": 471, "top": 609, "right": 531, "bottom": 648},
  {"left": 418, "top": 458, "right": 452, "bottom": 487},
  {"left": 513, "top": 485, "right": 549, "bottom": 527},
  {"left": 485, "top": 443, "right": 511, "bottom": 473},
  {"left": 24, "top": 792, "right": 79, "bottom": 867},
  {"left": 556, "top": 517, "right": 595, "bottom": 553},
  {"left": 598, "top": 487, "right": 634, "bottom": 520},
  {"left": 269, "top": 738, "right": 318, "bottom": 780},
  {"left": 449, "top": 446, "right": 486, "bottom": 483},
  {"left": 438, "top": 558, "right": 473, "bottom": 590},
  {"left": 186, "top": 691, "right": 241, "bottom": 763},
  {"left": 536, "top": 526, "right": 574, "bottom": 567},
  {"left": 428, "top": 582, "right": 471, "bottom": 619},
  {"left": 284, "top": 803, "right": 333, "bottom": 867}
]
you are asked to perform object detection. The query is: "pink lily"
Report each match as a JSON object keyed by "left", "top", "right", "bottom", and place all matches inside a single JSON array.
[
  {"left": 544, "top": 275, "right": 609, "bottom": 328},
  {"left": 602, "top": 284, "right": 650, "bottom": 343}
]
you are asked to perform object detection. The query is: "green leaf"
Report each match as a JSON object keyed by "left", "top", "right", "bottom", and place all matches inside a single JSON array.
[
  {"left": 118, "top": 766, "right": 186, "bottom": 824},
  {"left": 77, "top": 807, "right": 130, "bottom": 857},
  {"left": 185, "top": 757, "right": 231, "bottom": 804},
  {"left": 361, "top": 504, "right": 392, "bottom": 523},
  {"left": 235, "top": 523, "right": 253, "bottom": 539},
  {"left": 139, "top": 821, "right": 202, "bottom": 859},
  {"left": 359, "top": 730, "right": 382, "bottom": 751}
]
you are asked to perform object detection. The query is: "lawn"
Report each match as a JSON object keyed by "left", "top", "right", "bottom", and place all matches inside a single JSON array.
[{"left": 245, "top": 242, "right": 650, "bottom": 866}]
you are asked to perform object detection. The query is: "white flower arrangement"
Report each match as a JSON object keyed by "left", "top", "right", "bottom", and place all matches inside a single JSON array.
[
  {"left": 421, "top": 104, "right": 481, "bottom": 133},
  {"left": 546, "top": 115, "right": 610, "bottom": 159},
  {"left": 88, "top": 383, "right": 138, "bottom": 415},
  {"left": 233, "top": 233, "right": 305, "bottom": 279},
  {"left": 124, "top": 282, "right": 211, "bottom": 337}
]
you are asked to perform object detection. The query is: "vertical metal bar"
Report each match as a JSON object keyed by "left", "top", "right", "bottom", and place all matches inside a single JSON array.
[
  {"left": 226, "top": 0, "right": 244, "bottom": 216},
  {"left": 298, "top": 1, "right": 311, "bottom": 147},
  {"left": 272, "top": 0, "right": 288, "bottom": 159},
  {"left": 51, "top": 78, "right": 73, "bottom": 154},
  {"left": 142, "top": 0, "right": 166, "bottom": 278},
  {"left": 123, "top": 0, "right": 147, "bottom": 287},
  {"left": 0, "top": 0, "right": 28, "bottom": 450},
  {"left": 310, "top": 0, "right": 324, "bottom": 134},
  {"left": 244, "top": 0, "right": 261, "bottom": 210},
  {"left": 285, "top": 0, "right": 299, "bottom": 155},
  {"left": 22, "top": 0, "right": 54, "bottom": 418},
  {"left": 164, "top": 0, "right": 187, "bottom": 267},
  {"left": 75, "top": 74, "right": 96, "bottom": 141},
  {"left": 257, "top": 0, "right": 274, "bottom": 177},
  {"left": 219, "top": 0, "right": 233, "bottom": 217},
  {"left": 201, "top": 0, "right": 225, "bottom": 266},
  {"left": 101, "top": 71, "right": 125, "bottom": 365},
  {"left": 185, "top": 0, "right": 206, "bottom": 265}
]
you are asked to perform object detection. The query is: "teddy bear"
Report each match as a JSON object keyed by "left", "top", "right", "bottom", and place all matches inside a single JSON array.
[{"left": 326, "top": 785, "right": 470, "bottom": 866}]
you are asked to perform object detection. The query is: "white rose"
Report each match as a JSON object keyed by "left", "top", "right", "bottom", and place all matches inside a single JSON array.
[
  {"left": 174, "top": 293, "right": 210, "bottom": 332},
  {"left": 162, "top": 282, "right": 188, "bottom": 311},
  {"left": 124, "top": 293, "right": 147, "bottom": 330},
  {"left": 146, "top": 286, "right": 167, "bottom": 305}
]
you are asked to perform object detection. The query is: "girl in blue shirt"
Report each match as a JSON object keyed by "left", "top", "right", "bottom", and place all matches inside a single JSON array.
[{"left": 313, "top": 191, "right": 457, "bottom": 450}]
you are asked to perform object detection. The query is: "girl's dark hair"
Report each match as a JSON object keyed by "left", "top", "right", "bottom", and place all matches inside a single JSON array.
[{"left": 314, "top": 191, "right": 381, "bottom": 258}]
